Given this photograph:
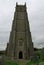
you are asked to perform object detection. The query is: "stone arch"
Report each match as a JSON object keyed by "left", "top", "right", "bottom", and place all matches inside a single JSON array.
[{"left": 19, "top": 51, "right": 23, "bottom": 59}]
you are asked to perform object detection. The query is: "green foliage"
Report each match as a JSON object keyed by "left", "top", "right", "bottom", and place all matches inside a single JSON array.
[
  {"left": 26, "top": 61, "right": 39, "bottom": 65},
  {"left": 5, "top": 59, "right": 44, "bottom": 65},
  {"left": 5, "top": 60, "right": 18, "bottom": 65},
  {"left": 26, "top": 58, "right": 44, "bottom": 65}
]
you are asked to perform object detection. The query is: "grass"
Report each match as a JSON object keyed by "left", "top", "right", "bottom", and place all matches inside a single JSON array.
[
  {"left": 5, "top": 58, "right": 44, "bottom": 65},
  {"left": 26, "top": 58, "right": 44, "bottom": 65},
  {"left": 5, "top": 60, "right": 18, "bottom": 65},
  {"left": 2, "top": 50, "right": 44, "bottom": 65}
]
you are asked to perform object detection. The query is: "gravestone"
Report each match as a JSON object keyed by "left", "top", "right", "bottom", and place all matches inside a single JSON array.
[
  {"left": 0, "top": 56, "right": 5, "bottom": 65},
  {"left": 41, "top": 48, "right": 44, "bottom": 60},
  {"left": 31, "top": 52, "right": 39, "bottom": 63},
  {"left": 39, "top": 62, "right": 44, "bottom": 65}
]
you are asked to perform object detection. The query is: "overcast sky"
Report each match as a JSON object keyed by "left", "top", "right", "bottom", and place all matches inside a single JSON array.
[{"left": 0, "top": 0, "right": 44, "bottom": 50}]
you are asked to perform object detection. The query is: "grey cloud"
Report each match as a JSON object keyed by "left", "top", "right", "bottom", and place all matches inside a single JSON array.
[{"left": 0, "top": 32, "right": 10, "bottom": 43}]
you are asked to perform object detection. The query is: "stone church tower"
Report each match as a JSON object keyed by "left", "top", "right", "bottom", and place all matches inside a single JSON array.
[{"left": 6, "top": 3, "right": 34, "bottom": 60}]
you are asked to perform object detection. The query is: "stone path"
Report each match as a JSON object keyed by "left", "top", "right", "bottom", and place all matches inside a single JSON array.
[{"left": 15, "top": 59, "right": 29, "bottom": 65}]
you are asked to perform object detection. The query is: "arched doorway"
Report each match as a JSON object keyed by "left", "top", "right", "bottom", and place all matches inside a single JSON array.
[{"left": 19, "top": 51, "right": 23, "bottom": 59}]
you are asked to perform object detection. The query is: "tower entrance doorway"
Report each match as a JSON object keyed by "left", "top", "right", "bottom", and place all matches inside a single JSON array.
[{"left": 19, "top": 51, "right": 23, "bottom": 59}]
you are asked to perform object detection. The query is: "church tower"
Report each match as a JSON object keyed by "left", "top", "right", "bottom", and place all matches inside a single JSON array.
[{"left": 6, "top": 3, "right": 34, "bottom": 60}]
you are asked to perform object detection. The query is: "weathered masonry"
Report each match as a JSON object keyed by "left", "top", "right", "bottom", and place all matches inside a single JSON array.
[{"left": 6, "top": 3, "right": 34, "bottom": 60}]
